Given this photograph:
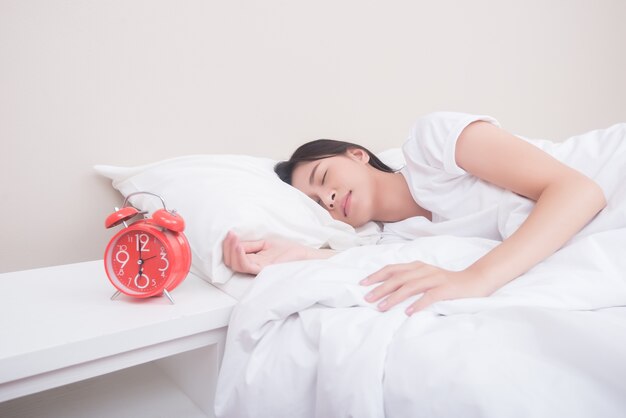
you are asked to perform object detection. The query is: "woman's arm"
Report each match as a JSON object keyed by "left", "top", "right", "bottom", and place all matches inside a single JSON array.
[
  {"left": 223, "top": 231, "right": 335, "bottom": 275},
  {"left": 363, "top": 121, "right": 607, "bottom": 314},
  {"left": 455, "top": 121, "right": 606, "bottom": 288}
]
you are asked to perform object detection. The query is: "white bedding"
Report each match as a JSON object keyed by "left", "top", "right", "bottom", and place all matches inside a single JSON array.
[
  {"left": 212, "top": 272, "right": 255, "bottom": 300},
  {"left": 214, "top": 229, "right": 626, "bottom": 417}
]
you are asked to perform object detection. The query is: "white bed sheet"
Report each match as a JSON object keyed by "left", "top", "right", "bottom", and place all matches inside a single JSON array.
[{"left": 214, "top": 230, "right": 626, "bottom": 418}]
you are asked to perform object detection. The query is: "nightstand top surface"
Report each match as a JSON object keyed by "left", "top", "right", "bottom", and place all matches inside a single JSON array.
[{"left": 0, "top": 260, "right": 237, "bottom": 384}]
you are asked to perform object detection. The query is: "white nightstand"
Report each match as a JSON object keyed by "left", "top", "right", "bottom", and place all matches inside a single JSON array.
[{"left": 0, "top": 260, "right": 237, "bottom": 418}]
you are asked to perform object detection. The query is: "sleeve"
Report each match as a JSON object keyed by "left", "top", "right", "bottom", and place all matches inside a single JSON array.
[{"left": 403, "top": 111, "right": 500, "bottom": 176}]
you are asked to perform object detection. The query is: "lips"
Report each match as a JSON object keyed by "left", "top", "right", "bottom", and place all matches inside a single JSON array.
[{"left": 342, "top": 191, "right": 352, "bottom": 218}]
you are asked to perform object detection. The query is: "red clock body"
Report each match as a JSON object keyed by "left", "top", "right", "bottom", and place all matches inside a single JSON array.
[{"left": 104, "top": 218, "right": 191, "bottom": 298}]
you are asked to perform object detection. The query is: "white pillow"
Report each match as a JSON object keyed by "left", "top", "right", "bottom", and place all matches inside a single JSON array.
[
  {"left": 376, "top": 148, "right": 405, "bottom": 170},
  {"left": 95, "top": 155, "right": 382, "bottom": 284}
]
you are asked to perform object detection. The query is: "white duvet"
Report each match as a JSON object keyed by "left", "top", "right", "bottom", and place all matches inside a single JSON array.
[{"left": 214, "top": 226, "right": 626, "bottom": 417}]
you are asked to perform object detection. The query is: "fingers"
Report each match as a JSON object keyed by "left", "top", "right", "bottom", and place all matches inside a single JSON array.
[
  {"left": 361, "top": 261, "right": 425, "bottom": 285},
  {"left": 365, "top": 270, "right": 436, "bottom": 310},
  {"left": 364, "top": 268, "right": 417, "bottom": 302},
  {"left": 233, "top": 250, "right": 262, "bottom": 275},
  {"left": 361, "top": 261, "right": 448, "bottom": 314},
  {"left": 362, "top": 262, "right": 431, "bottom": 302},
  {"left": 223, "top": 231, "right": 246, "bottom": 267},
  {"left": 376, "top": 277, "right": 435, "bottom": 311},
  {"left": 222, "top": 231, "right": 235, "bottom": 267},
  {"left": 360, "top": 264, "right": 399, "bottom": 285},
  {"left": 406, "top": 290, "right": 441, "bottom": 316},
  {"left": 240, "top": 239, "right": 267, "bottom": 254},
  {"left": 222, "top": 231, "right": 263, "bottom": 275}
]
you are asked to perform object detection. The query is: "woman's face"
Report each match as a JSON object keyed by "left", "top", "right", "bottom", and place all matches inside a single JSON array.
[{"left": 291, "top": 149, "right": 376, "bottom": 228}]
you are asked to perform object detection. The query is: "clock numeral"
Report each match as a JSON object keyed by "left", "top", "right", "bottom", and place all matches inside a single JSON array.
[
  {"left": 133, "top": 273, "right": 150, "bottom": 289},
  {"left": 136, "top": 233, "right": 150, "bottom": 252},
  {"left": 115, "top": 247, "right": 129, "bottom": 269},
  {"left": 159, "top": 248, "right": 169, "bottom": 272}
]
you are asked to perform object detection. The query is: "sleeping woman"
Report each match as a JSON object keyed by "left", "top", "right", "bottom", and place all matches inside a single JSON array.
[{"left": 222, "top": 112, "right": 626, "bottom": 315}]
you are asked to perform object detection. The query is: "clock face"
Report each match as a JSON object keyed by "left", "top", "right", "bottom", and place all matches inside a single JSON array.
[{"left": 106, "top": 229, "right": 171, "bottom": 295}]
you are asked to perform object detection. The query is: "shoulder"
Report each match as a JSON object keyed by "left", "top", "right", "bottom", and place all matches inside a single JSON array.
[{"left": 403, "top": 112, "right": 501, "bottom": 173}]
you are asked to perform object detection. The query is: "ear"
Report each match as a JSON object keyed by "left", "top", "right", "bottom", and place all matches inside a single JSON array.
[{"left": 346, "top": 147, "right": 370, "bottom": 163}]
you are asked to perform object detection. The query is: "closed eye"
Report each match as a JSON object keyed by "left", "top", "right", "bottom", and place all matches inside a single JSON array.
[{"left": 317, "top": 170, "right": 328, "bottom": 206}]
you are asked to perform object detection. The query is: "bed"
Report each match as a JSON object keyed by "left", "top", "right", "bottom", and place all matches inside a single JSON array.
[{"left": 95, "top": 127, "right": 626, "bottom": 418}]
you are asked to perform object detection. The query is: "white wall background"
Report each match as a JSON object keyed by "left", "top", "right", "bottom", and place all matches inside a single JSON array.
[{"left": 1, "top": 0, "right": 625, "bottom": 273}]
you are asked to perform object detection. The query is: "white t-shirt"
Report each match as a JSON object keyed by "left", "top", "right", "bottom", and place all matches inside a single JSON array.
[{"left": 382, "top": 112, "right": 626, "bottom": 243}]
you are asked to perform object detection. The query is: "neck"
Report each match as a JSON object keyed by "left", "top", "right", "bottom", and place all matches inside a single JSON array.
[{"left": 372, "top": 169, "right": 431, "bottom": 222}]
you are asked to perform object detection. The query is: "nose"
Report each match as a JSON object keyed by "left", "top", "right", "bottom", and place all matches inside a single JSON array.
[{"left": 323, "top": 191, "right": 337, "bottom": 209}]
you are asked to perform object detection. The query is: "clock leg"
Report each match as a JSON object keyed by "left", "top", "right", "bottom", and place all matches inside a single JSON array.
[
  {"left": 110, "top": 290, "right": 121, "bottom": 300},
  {"left": 163, "top": 289, "right": 175, "bottom": 305}
]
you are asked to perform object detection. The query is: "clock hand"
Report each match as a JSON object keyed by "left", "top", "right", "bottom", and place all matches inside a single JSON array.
[
  {"left": 137, "top": 255, "right": 156, "bottom": 283},
  {"left": 143, "top": 255, "right": 157, "bottom": 262},
  {"left": 137, "top": 248, "right": 143, "bottom": 277},
  {"left": 137, "top": 238, "right": 145, "bottom": 276}
]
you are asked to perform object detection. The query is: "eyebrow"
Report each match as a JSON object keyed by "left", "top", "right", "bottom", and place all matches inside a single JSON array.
[{"left": 309, "top": 162, "right": 321, "bottom": 185}]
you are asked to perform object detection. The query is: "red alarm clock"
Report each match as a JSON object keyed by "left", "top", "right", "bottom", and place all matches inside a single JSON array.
[{"left": 104, "top": 192, "right": 191, "bottom": 303}]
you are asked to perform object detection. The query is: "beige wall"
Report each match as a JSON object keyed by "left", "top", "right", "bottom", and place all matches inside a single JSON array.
[{"left": 2, "top": 0, "right": 625, "bottom": 273}]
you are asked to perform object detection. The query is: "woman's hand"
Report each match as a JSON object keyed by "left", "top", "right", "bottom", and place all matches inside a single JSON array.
[
  {"left": 222, "top": 231, "right": 315, "bottom": 275},
  {"left": 222, "top": 231, "right": 310, "bottom": 275},
  {"left": 360, "top": 262, "right": 495, "bottom": 315}
]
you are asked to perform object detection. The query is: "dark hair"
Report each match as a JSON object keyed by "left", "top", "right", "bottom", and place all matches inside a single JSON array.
[{"left": 274, "top": 139, "right": 395, "bottom": 184}]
